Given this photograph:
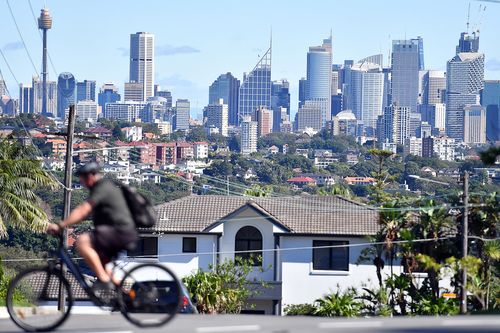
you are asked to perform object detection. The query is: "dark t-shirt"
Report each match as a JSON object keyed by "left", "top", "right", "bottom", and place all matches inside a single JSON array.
[{"left": 87, "top": 179, "right": 135, "bottom": 231}]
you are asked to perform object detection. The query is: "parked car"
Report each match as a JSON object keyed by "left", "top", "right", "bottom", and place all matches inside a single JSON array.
[{"left": 125, "top": 280, "right": 197, "bottom": 314}]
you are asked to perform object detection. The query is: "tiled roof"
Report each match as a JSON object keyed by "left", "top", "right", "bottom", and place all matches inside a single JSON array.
[
  {"left": 154, "top": 195, "right": 379, "bottom": 236},
  {"left": 287, "top": 177, "right": 316, "bottom": 183}
]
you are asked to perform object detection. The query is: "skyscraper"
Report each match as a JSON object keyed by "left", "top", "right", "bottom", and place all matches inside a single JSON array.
[
  {"left": 446, "top": 52, "right": 484, "bottom": 140},
  {"left": 76, "top": 80, "right": 96, "bottom": 102},
  {"left": 349, "top": 60, "right": 384, "bottom": 134},
  {"left": 209, "top": 73, "right": 240, "bottom": 126},
  {"left": 463, "top": 105, "right": 486, "bottom": 144},
  {"left": 154, "top": 87, "right": 173, "bottom": 107},
  {"left": 98, "top": 83, "right": 121, "bottom": 113},
  {"left": 124, "top": 81, "right": 144, "bottom": 102},
  {"left": 57, "top": 73, "right": 76, "bottom": 119},
  {"left": 271, "top": 80, "right": 290, "bottom": 132},
  {"left": 391, "top": 39, "right": 421, "bottom": 114},
  {"left": 456, "top": 32, "right": 479, "bottom": 54},
  {"left": 0, "top": 79, "right": 6, "bottom": 96},
  {"left": 19, "top": 84, "right": 33, "bottom": 114},
  {"left": 174, "top": 99, "right": 190, "bottom": 131},
  {"left": 204, "top": 99, "right": 228, "bottom": 137},
  {"left": 240, "top": 116, "right": 258, "bottom": 155},
  {"left": 305, "top": 36, "right": 332, "bottom": 126},
  {"left": 481, "top": 80, "right": 500, "bottom": 141},
  {"left": 129, "top": 32, "right": 154, "bottom": 100},
  {"left": 298, "top": 78, "right": 307, "bottom": 108},
  {"left": 32, "top": 77, "right": 57, "bottom": 115},
  {"left": 238, "top": 45, "right": 271, "bottom": 121},
  {"left": 420, "top": 70, "right": 446, "bottom": 105},
  {"left": 296, "top": 101, "right": 323, "bottom": 132}
]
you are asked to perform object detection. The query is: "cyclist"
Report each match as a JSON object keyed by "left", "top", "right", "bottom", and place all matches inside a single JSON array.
[{"left": 47, "top": 162, "right": 138, "bottom": 289}]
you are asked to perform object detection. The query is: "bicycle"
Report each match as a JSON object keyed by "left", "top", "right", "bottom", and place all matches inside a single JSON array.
[{"left": 6, "top": 232, "right": 182, "bottom": 332}]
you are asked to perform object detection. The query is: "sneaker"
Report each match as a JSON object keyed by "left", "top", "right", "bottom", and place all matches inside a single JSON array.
[{"left": 92, "top": 280, "right": 115, "bottom": 292}]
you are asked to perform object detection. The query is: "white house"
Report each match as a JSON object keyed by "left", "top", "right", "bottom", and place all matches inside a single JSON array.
[{"left": 127, "top": 195, "right": 405, "bottom": 315}]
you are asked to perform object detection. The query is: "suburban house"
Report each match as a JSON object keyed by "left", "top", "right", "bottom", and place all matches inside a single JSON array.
[{"left": 129, "top": 195, "right": 402, "bottom": 315}]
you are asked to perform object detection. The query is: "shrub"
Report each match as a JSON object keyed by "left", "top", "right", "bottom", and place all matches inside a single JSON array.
[{"left": 283, "top": 303, "right": 317, "bottom": 316}]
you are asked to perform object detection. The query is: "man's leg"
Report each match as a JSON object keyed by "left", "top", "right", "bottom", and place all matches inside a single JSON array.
[{"left": 76, "top": 233, "right": 110, "bottom": 283}]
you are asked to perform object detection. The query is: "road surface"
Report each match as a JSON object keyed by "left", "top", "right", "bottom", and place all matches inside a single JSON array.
[{"left": 1, "top": 314, "right": 500, "bottom": 332}]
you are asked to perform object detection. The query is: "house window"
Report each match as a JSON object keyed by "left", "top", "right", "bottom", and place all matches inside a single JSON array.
[
  {"left": 235, "top": 226, "right": 262, "bottom": 266},
  {"left": 312, "top": 240, "right": 349, "bottom": 271},
  {"left": 128, "top": 237, "right": 158, "bottom": 258},
  {"left": 182, "top": 237, "right": 197, "bottom": 253}
]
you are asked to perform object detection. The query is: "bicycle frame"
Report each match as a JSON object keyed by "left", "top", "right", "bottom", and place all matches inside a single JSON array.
[{"left": 51, "top": 233, "right": 119, "bottom": 307}]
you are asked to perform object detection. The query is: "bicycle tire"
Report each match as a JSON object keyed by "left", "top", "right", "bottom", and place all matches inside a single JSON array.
[
  {"left": 6, "top": 266, "right": 73, "bottom": 332},
  {"left": 118, "top": 263, "right": 182, "bottom": 327}
]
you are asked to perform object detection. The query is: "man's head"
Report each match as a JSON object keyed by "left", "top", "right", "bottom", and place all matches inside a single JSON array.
[{"left": 76, "top": 162, "right": 102, "bottom": 188}]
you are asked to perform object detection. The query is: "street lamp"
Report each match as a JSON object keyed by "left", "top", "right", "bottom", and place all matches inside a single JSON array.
[{"left": 408, "top": 172, "right": 469, "bottom": 314}]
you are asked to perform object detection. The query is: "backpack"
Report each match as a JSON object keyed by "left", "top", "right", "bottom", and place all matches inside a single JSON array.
[{"left": 117, "top": 182, "right": 157, "bottom": 228}]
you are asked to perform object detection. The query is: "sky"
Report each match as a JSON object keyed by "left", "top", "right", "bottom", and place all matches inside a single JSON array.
[{"left": 1, "top": 0, "right": 500, "bottom": 119}]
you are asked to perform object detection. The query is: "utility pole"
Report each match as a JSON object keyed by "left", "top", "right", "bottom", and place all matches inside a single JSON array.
[
  {"left": 460, "top": 171, "right": 469, "bottom": 315},
  {"left": 59, "top": 105, "right": 76, "bottom": 311}
]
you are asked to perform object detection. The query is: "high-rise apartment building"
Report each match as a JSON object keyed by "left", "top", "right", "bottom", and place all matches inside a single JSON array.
[
  {"left": 239, "top": 45, "right": 271, "bottom": 120},
  {"left": 463, "top": 105, "right": 486, "bottom": 144},
  {"left": 174, "top": 99, "right": 190, "bottom": 131},
  {"left": 76, "top": 80, "right": 96, "bottom": 102},
  {"left": 57, "top": 73, "right": 76, "bottom": 119},
  {"left": 432, "top": 136, "right": 456, "bottom": 161},
  {"left": 76, "top": 100, "right": 98, "bottom": 123},
  {"left": 209, "top": 73, "right": 240, "bottom": 126},
  {"left": 481, "top": 80, "right": 500, "bottom": 141},
  {"left": 298, "top": 78, "right": 307, "bottom": 108},
  {"left": 204, "top": 99, "right": 228, "bottom": 137},
  {"left": 104, "top": 101, "right": 147, "bottom": 122},
  {"left": 349, "top": 61, "right": 384, "bottom": 134},
  {"left": 296, "top": 101, "right": 323, "bottom": 132},
  {"left": 98, "top": 83, "right": 121, "bottom": 113},
  {"left": 420, "top": 70, "right": 446, "bottom": 105},
  {"left": 382, "top": 104, "right": 411, "bottom": 145},
  {"left": 129, "top": 32, "right": 154, "bottom": 99},
  {"left": 446, "top": 52, "right": 484, "bottom": 140},
  {"left": 240, "top": 116, "right": 258, "bottom": 155},
  {"left": 253, "top": 106, "right": 273, "bottom": 137},
  {"left": 305, "top": 36, "right": 332, "bottom": 126}
]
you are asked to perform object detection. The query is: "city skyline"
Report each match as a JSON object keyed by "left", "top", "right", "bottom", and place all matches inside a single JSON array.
[{"left": 1, "top": 0, "right": 500, "bottom": 119}]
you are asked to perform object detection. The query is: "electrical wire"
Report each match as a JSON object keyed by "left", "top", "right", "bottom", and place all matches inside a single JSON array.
[{"left": 5, "top": 0, "right": 40, "bottom": 77}]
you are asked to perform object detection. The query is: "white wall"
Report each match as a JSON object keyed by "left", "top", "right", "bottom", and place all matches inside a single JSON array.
[
  {"left": 157, "top": 234, "right": 218, "bottom": 278},
  {"left": 218, "top": 206, "right": 281, "bottom": 282},
  {"left": 280, "top": 236, "right": 403, "bottom": 306}
]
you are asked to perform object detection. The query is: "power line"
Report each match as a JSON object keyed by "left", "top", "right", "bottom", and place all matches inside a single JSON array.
[
  {"left": 5, "top": 0, "right": 40, "bottom": 77},
  {"left": 0, "top": 48, "right": 20, "bottom": 87}
]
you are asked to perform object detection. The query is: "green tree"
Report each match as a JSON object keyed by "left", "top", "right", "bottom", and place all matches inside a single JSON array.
[
  {"left": 314, "top": 288, "right": 361, "bottom": 317},
  {"left": 0, "top": 140, "right": 56, "bottom": 236}
]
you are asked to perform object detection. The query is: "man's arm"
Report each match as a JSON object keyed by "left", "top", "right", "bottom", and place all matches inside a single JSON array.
[
  {"left": 59, "top": 201, "right": 93, "bottom": 228},
  {"left": 47, "top": 201, "right": 92, "bottom": 234}
]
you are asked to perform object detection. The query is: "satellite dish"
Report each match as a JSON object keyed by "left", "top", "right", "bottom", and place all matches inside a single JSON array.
[{"left": 58, "top": 72, "right": 76, "bottom": 98}]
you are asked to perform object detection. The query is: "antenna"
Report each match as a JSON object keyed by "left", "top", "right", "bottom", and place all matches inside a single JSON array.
[{"left": 467, "top": 2, "right": 471, "bottom": 32}]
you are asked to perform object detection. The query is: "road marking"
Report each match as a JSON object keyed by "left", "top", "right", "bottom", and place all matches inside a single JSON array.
[
  {"left": 442, "top": 319, "right": 500, "bottom": 327},
  {"left": 318, "top": 321, "right": 383, "bottom": 329},
  {"left": 196, "top": 325, "right": 261, "bottom": 333}
]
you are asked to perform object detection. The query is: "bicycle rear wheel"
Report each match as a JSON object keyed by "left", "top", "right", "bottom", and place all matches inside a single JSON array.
[
  {"left": 118, "top": 263, "right": 182, "bottom": 327},
  {"left": 6, "top": 267, "right": 73, "bottom": 332}
]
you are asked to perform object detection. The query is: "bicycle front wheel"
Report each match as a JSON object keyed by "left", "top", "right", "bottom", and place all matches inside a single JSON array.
[
  {"left": 6, "top": 267, "right": 73, "bottom": 332},
  {"left": 118, "top": 263, "right": 182, "bottom": 327}
]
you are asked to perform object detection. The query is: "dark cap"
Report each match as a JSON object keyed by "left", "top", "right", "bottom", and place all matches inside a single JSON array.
[{"left": 75, "top": 161, "right": 101, "bottom": 176}]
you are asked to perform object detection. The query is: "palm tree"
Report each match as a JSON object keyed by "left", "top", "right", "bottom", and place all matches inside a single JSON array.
[{"left": 0, "top": 139, "right": 57, "bottom": 236}]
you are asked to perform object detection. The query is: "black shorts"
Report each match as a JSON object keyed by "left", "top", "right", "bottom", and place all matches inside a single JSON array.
[{"left": 90, "top": 225, "right": 138, "bottom": 264}]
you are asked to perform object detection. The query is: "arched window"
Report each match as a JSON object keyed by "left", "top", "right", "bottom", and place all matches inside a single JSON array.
[{"left": 235, "top": 226, "right": 262, "bottom": 266}]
